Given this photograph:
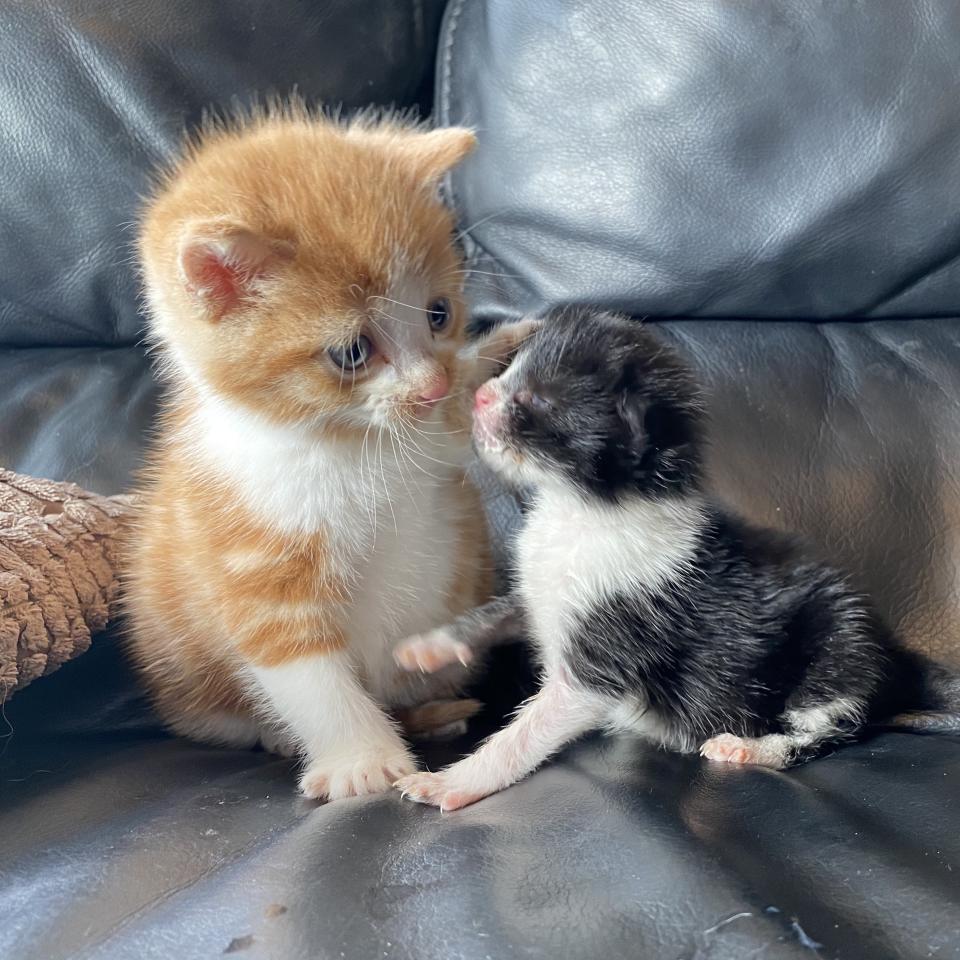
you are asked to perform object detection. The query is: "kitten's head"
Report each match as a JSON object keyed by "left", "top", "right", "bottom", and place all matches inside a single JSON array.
[
  {"left": 472, "top": 309, "right": 705, "bottom": 500},
  {"left": 140, "top": 107, "right": 476, "bottom": 434}
]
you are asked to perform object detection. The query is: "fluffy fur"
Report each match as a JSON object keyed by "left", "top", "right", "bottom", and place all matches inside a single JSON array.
[
  {"left": 124, "top": 107, "right": 528, "bottom": 800},
  {"left": 394, "top": 308, "right": 953, "bottom": 811}
]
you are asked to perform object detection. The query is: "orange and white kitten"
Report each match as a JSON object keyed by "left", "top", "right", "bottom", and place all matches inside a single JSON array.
[{"left": 125, "top": 109, "right": 516, "bottom": 800}]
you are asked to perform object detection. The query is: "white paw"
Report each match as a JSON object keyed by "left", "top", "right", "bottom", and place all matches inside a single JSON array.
[
  {"left": 701, "top": 732, "right": 793, "bottom": 769},
  {"left": 394, "top": 628, "right": 473, "bottom": 673},
  {"left": 394, "top": 767, "right": 491, "bottom": 812},
  {"left": 300, "top": 749, "right": 418, "bottom": 801}
]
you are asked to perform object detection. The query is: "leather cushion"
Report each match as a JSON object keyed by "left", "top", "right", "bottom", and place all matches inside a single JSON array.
[
  {"left": 2, "top": 627, "right": 958, "bottom": 960},
  {"left": 439, "top": 0, "right": 960, "bottom": 321}
]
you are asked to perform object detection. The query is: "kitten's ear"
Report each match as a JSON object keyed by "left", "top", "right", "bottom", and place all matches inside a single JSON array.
[
  {"left": 178, "top": 222, "right": 295, "bottom": 319},
  {"left": 400, "top": 127, "right": 477, "bottom": 182},
  {"left": 616, "top": 390, "right": 649, "bottom": 449},
  {"left": 621, "top": 392, "right": 698, "bottom": 458}
]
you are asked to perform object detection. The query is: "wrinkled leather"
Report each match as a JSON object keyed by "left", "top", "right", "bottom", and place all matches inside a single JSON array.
[
  {"left": 440, "top": 0, "right": 960, "bottom": 669},
  {"left": 0, "top": 0, "right": 446, "bottom": 347},
  {"left": 2, "top": 633, "right": 959, "bottom": 960},
  {"left": 440, "top": 0, "right": 960, "bottom": 322},
  {"left": 3, "top": 2, "right": 960, "bottom": 959},
  {"left": 0, "top": 348, "right": 157, "bottom": 494}
]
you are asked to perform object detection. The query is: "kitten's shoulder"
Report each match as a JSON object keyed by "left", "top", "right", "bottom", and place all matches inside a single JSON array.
[{"left": 700, "top": 503, "right": 814, "bottom": 569}]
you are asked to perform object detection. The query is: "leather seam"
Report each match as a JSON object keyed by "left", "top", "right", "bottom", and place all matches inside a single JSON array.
[{"left": 437, "top": 0, "right": 469, "bottom": 212}]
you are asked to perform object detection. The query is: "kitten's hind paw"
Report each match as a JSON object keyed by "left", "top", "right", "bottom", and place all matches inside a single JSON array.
[
  {"left": 700, "top": 733, "right": 757, "bottom": 765},
  {"left": 394, "top": 628, "right": 473, "bottom": 673},
  {"left": 395, "top": 697, "right": 482, "bottom": 739},
  {"left": 700, "top": 732, "right": 790, "bottom": 769}
]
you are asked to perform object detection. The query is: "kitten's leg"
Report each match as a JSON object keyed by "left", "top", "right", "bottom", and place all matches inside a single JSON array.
[
  {"left": 476, "top": 318, "right": 542, "bottom": 367},
  {"left": 256, "top": 721, "right": 301, "bottom": 758},
  {"left": 394, "top": 595, "right": 524, "bottom": 673},
  {"left": 251, "top": 651, "right": 416, "bottom": 800},
  {"left": 166, "top": 709, "right": 262, "bottom": 750},
  {"left": 394, "top": 673, "right": 605, "bottom": 811},
  {"left": 461, "top": 318, "right": 543, "bottom": 388},
  {"left": 700, "top": 697, "right": 866, "bottom": 769}
]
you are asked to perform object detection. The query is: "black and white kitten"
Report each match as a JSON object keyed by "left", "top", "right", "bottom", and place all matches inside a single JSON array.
[{"left": 392, "top": 308, "right": 955, "bottom": 812}]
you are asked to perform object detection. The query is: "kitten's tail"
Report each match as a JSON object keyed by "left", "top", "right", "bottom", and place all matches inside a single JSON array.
[{"left": 877, "top": 652, "right": 960, "bottom": 733}]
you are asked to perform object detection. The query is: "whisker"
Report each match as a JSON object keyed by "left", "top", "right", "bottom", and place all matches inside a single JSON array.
[
  {"left": 396, "top": 417, "right": 460, "bottom": 470},
  {"left": 368, "top": 294, "right": 424, "bottom": 314},
  {"left": 360, "top": 421, "right": 378, "bottom": 543},
  {"left": 367, "top": 314, "right": 405, "bottom": 349},
  {"left": 394, "top": 421, "right": 449, "bottom": 481},
  {"left": 376, "top": 424, "right": 399, "bottom": 536},
  {"left": 389, "top": 430, "right": 420, "bottom": 512},
  {"left": 452, "top": 212, "right": 500, "bottom": 246}
]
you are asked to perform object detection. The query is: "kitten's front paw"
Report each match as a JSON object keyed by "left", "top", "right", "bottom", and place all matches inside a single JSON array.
[
  {"left": 300, "top": 749, "right": 417, "bottom": 801},
  {"left": 394, "top": 769, "right": 489, "bottom": 812},
  {"left": 394, "top": 628, "right": 472, "bottom": 673}
]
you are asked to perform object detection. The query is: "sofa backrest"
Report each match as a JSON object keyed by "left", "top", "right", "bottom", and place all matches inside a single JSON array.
[
  {"left": 439, "top": 0, "right": 960, "bottom": 323},
  {"left": 0, "top": 0, "right": 446, "bottom": 348}
]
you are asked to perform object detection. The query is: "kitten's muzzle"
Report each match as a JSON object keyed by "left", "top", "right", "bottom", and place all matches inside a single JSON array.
[
  {"left": 413, "top": 366, "right": 450, "bottom": 404},
  {"left": 474, "top": 383, "right": 497, "bottom": 411}
]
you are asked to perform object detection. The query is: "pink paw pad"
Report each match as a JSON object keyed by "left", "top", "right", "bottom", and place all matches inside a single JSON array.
[{"left": 700, "top": 734, "right": 759, "bottom": 765}]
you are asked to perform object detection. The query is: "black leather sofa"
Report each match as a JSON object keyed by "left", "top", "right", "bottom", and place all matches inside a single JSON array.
[{"left": 2, "top": 3, "right": 959, "bottom": 958}]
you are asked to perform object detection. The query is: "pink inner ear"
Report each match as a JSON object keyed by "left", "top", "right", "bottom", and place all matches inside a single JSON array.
[{"left": 180, "top": 230, "right": 290, "bottom": 316}]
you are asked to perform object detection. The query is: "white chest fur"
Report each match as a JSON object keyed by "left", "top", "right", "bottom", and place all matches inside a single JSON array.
[
  {"left": 516, "top": 486, "right": 705, "bottom": 675},
  {"left": 185, "top": 395, "right": 466, "bottom": 700}
]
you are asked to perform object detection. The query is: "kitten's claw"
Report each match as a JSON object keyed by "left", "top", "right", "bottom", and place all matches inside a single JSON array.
[
  {"left": 393, "top": 770, "right": 486, "bottom": 812},
  {"left": 300, "top": 750, "right": 418, "bottom": 801},
  {"left": 394, "top": 628, "right": 473, "bottom": 673}
]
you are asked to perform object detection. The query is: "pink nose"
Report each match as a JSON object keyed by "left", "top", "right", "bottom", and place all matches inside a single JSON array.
[
  {"left": 417, "top": 370, "right": 449, "bottom": 403},
  {"left": 474, "top": 383, "right": 497, "bottom": 410}
]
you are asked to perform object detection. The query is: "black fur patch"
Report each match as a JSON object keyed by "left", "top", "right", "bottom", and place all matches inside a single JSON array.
[
  {"left": 568, "top": 513, "right": 886, "bottom": 747},
  {"left": 498, "top": 307, "right": 705, "bottom": 500},
  {"left": 502, "top": 309, "right": 908, "bottom": 759}
]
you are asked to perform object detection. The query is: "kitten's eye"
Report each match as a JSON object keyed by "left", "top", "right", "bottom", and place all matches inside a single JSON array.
[
  {"left": 514, "top": 390, "right": 551, "bottom": 411},
  {"left": 427, "top": 298, "right": 451, "bottom": 332},
  {"left": 328, "top": 335, "right": 374, "bottom": 370}
]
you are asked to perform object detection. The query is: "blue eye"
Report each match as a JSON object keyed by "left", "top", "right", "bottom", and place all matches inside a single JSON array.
[
  {"left": 328, "top": 335, "right": 374, "bottom": 370},
  {"left": 427, "top": 298, "right": 451, "bottom": 332}
]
